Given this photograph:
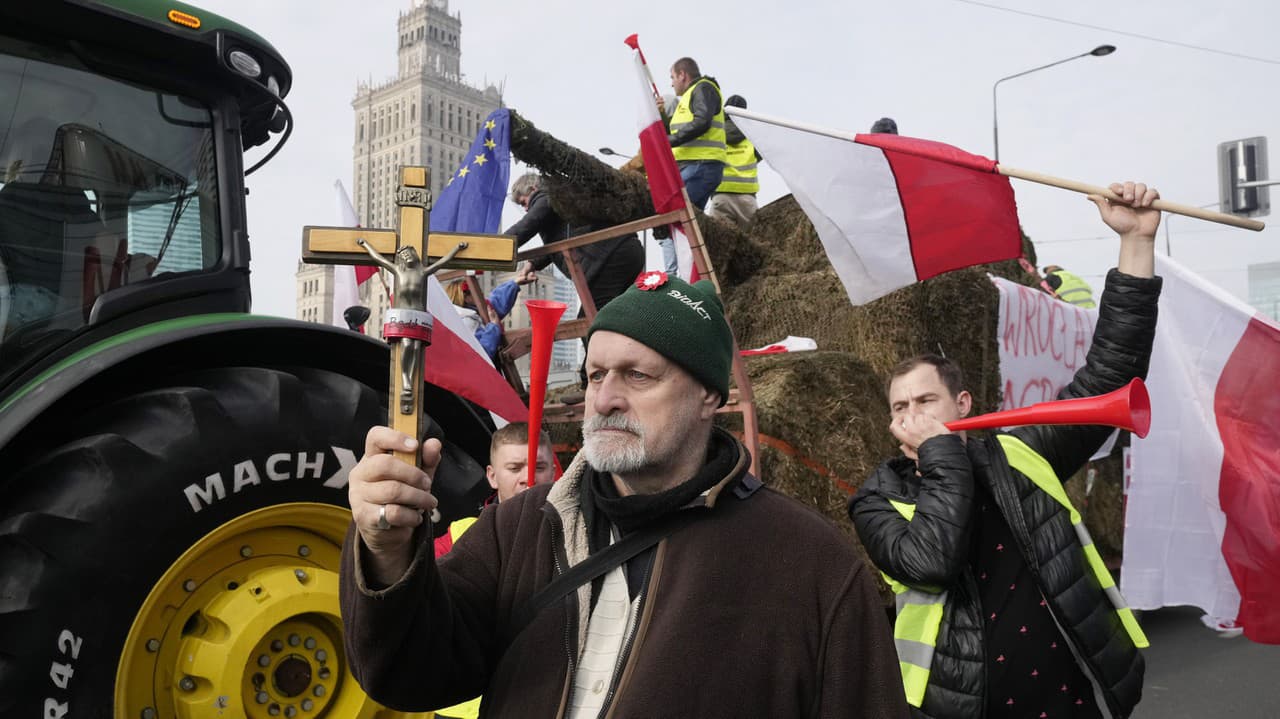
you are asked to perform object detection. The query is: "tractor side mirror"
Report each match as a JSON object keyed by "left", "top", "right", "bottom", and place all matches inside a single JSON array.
[{"left": 343, "top": 305, "right": 370, "bottom": 333}]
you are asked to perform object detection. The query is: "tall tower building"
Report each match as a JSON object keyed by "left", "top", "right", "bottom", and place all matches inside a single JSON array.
[
  {"left": 295, "top": 0, "right": 582, "bottom": 392},
  {"left": 295, "top": 0, "right": 501, "bottom": 329},
  {"left": 296, "top": 260, "right": 335, "bottom": 325}
]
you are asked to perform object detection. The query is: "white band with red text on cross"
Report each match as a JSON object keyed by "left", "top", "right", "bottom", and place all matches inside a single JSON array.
[{"left": 383, "top": 308, "right": 434, "bottom": 343}]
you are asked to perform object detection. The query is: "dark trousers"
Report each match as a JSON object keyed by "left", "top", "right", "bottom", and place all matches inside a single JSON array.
[{"left": 679, "top": 160, "right": 725, "bottom": 210}]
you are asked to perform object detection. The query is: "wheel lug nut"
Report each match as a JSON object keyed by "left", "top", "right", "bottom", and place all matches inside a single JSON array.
[
  {"left": 141, "top": 709, "right": 157, "bottom": 719},
  {"left": 240, "top": 545, "right": 253, "bottom": 557},
  {"left": 285, "top": 707, "right": 297, "bottom": 718},
  {"left": 298, "top": 545, "right": 311, "bottom": 557},
  {"left": 288, "top": 633, "right": 301, "bottom": 647},
  {"left": 268, "top": 704, "right": 281, "bottom": 716},
  {"left": 295, "top": 569, "right": 309, "bottom": 583},
  {"left": 304, "top": 637, "right": 317, "bottom": 650},
  {"left": 145, "top": 638, "right": 160, "bottom": 652},
  {"left": 258, "top": 654, "right": 271, "bottom": 667},
  {"left": 318, "top": 667, "right": 331, "bottom": 680},
  {"left": 256, "top": 692, "right": 269, "bottom": 704},
  {"left": 179, "top": 676, "right": 196, "bottom": 691},
  {"left": 271, "top": 639, "right": 284, "bottom": 652},
  {"left": 183, "top": 579, "right": 197, "bottom": 592},
  {"left": 301, "top": 699, "right": 314, "bottom": 711},
  {"left": 314, "top": 649, "right": 327, "bottom": 662},
  {"left": 313, "top": 685, "right": 326, "bottom": 697}
]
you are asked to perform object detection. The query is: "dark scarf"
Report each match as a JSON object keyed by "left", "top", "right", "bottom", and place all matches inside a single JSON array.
[
  {"left": 577, "top": 427, "right": 742, "bottom": 601},
  {"left": 583, "top": 426, "right": 741, "bottom": 536}
]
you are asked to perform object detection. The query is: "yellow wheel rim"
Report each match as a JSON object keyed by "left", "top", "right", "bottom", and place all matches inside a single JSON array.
[{"left": 115, "top": 502, "right": 430, "bottom": 718}]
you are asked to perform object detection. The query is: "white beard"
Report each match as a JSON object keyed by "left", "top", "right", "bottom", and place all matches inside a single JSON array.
[{"left": 581, "top": 413, "right": 648, "bottom": 474}]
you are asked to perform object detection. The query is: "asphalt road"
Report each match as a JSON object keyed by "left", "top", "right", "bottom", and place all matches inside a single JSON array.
[{"left": 1133, "top": 606, "right": 1279, "bottom": 718}]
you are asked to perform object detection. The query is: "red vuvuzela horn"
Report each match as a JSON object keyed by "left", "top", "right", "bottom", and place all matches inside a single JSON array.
[
  {"left": 945, "top": 377, "right": 1151, "bottom": 439},
  {"left": 524, "top": 299, "right": 567, "bottom": 488}
]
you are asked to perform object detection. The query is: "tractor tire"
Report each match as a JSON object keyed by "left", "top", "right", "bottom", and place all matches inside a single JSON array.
[{"left": 0, "top": 366, "right": 447, "bottom": 718}]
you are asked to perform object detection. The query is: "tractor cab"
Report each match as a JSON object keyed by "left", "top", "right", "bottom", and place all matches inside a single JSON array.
[{"left": 0, "top": 2, "right": 290, "bottom": 392}]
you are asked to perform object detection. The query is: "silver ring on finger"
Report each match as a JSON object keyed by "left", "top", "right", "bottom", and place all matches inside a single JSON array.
[{"left": 377, "top": 503, "right": 391, "bottom": 531}]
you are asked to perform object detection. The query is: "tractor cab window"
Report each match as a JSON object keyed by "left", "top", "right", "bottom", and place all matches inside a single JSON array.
[{"left": 0, "top": 35, "right": 219, "bottom": 371}]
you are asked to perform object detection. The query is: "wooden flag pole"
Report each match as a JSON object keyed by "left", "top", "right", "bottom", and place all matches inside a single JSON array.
[
  {"left": 997, "top": 165, "right": 1265, "bottom": 232},
  {"left": 725, "top": 107, "right": 1266, "bottom": 233}
]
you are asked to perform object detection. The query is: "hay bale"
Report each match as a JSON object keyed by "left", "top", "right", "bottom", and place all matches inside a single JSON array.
[
  {"left": 725, "top": 266, "right": 1007, "bottom": 415},
  {"left": 742, "top": 352, "right": 905, "bottom": 603},
  {"left": 504, "top": 111, "right": 1098, "bottom": 601},
  {"left": 748, "top": 195, "right": 833, "bottom": 276},
  {"left": 1063, "top": 448, "right": 1127, "bottom": 565}
]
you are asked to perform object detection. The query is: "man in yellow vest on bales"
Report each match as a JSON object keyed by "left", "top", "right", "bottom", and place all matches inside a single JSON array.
[
  {"left": 706, "top": 94, "right": 761, "bottom": 229},
  {"left": 659, "top": 56, "right": 726, "bottom": 208},
  {"left": 1043, "top": 264, "right": 1098, "bottom": 309},
  {"left": 850, "top": 181, "right": 1162, "bottom": 719},
  {"left": 656, "top": 56, "right": 726, "bottom": 274}
]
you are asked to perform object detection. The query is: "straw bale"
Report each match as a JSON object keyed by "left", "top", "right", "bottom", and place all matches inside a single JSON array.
[
  {"left": 1064, "top": 449, "right": 1127, "bottom": 565},
  {"left": 725, "top": 266, "right": 1007, "bottom": 415}
]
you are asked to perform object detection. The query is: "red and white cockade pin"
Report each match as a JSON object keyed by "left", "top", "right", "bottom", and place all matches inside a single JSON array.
[{"left": 636, "top": 270, "right": 668, "bottom": 291}]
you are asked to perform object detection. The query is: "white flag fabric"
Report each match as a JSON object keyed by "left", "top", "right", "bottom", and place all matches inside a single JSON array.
[
  {"left": 330, "top": 180, "right": 361, "bottom": 328},
  {"left": 1123, "top": 254, "right": 1280, "bottom": 643},
  {"left": 741, "top": 336, "right": 818, "bottom": 356}
]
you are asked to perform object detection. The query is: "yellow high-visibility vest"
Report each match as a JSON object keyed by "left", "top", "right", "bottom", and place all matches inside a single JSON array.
[
  {"left": 881, "top": 436, "right": 1148, "bottom": 708},
  {"left": 669, "top": 78, "right": 727, "bottom": 163},
  {"left": 715, "top": 137, "right": 759, "bottom": 194},
  {"left": 1049, "top": 270, "right": 1096, "bottom": 309},
  {"left": 880, "top": 498, "right": 946, "bottom": 708},
  {"left": 995, "top": 435, "right": 1148, "bottom": 648},
  {"left": 435, "top": 516, "right": 482, "bottom": 719}
]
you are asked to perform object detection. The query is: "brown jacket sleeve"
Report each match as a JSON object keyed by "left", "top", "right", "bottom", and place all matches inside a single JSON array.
[
  {"left": 338, "top": 509, "right": 503, "bottom": 712},
  {"left": 813, "top": 559, "right": 911, "bottom": 718}
]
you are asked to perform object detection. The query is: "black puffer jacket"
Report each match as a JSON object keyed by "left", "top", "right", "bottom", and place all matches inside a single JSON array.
[
  {"left": 503, "top": 189, "right": 641, "bottom": 287},
  {"left": 851, "top": 268, "right": 1162, "bottom": 719}
]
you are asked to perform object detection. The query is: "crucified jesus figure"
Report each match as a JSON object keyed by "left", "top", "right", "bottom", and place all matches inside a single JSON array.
[{"left": 357, "top": 238, "right": 467, "bottom": 413}]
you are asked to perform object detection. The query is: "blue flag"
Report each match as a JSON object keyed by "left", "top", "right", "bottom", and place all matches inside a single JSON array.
[{"left": 429, "top": 108, "right": 511, "bottom": 233}]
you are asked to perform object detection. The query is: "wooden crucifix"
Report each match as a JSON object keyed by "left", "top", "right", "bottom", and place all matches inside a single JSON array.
[{"left": 301, "top": 166, "right": 516, "bottom": 466}]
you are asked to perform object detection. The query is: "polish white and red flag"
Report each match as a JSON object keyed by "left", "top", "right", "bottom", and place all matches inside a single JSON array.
[
  {"left": 728, "top": 107, "right": 1022, "bottom": 304},
  {"left": 741, "top": 336, "right": 818, "bottom": 356},
  {"left": 1124, "top": 254, "right": 1280, "bottom": 643},
  {"left": 625, "top": 33, "right": 696, "bottom": 281},
  {"left": 332, "top": 180, "right": 527, "bottom": 423},
  {"left": 330, "top": 180, "right": 380, "bottom": 331}
]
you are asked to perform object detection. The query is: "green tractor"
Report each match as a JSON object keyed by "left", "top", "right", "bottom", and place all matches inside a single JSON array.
[{"left": 0, "top": 2, "right": 492, "bottom": 716}]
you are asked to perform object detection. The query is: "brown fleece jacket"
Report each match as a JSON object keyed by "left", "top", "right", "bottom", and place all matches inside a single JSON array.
[{"left": 340, "top": 432, "right": 908, "bottom": 718}]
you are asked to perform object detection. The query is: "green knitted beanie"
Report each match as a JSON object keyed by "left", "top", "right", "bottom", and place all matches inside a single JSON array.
[{"left": 588, "top": 271, "right": 733, "bottom": 406}]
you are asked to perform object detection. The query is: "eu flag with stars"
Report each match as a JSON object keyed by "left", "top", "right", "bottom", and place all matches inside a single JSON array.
[{"left": 429, "top": 108, "right": 510, "bottom": 233}]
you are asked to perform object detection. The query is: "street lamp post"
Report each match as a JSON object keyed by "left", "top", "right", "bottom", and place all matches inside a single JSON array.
[
  {"left": 992, "top": 44, "right": 1115, "bottom": 162},
  {"left": 1163, "top": 201, "right": 1223, "bottom": 257}
]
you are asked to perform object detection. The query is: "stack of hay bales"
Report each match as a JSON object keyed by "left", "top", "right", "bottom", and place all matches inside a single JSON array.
[{"left": 509, "top": 110, "right": 1127, "bottom": 597}]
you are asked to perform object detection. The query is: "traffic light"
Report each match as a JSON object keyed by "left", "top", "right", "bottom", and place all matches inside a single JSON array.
[{"left": 1217, "top": 137, "right": 1270, "bottom": 219}]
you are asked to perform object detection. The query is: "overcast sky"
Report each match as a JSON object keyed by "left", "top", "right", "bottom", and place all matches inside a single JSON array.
[{"left": 197, "top": 0, "right": 1280, "bottom": 319}]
